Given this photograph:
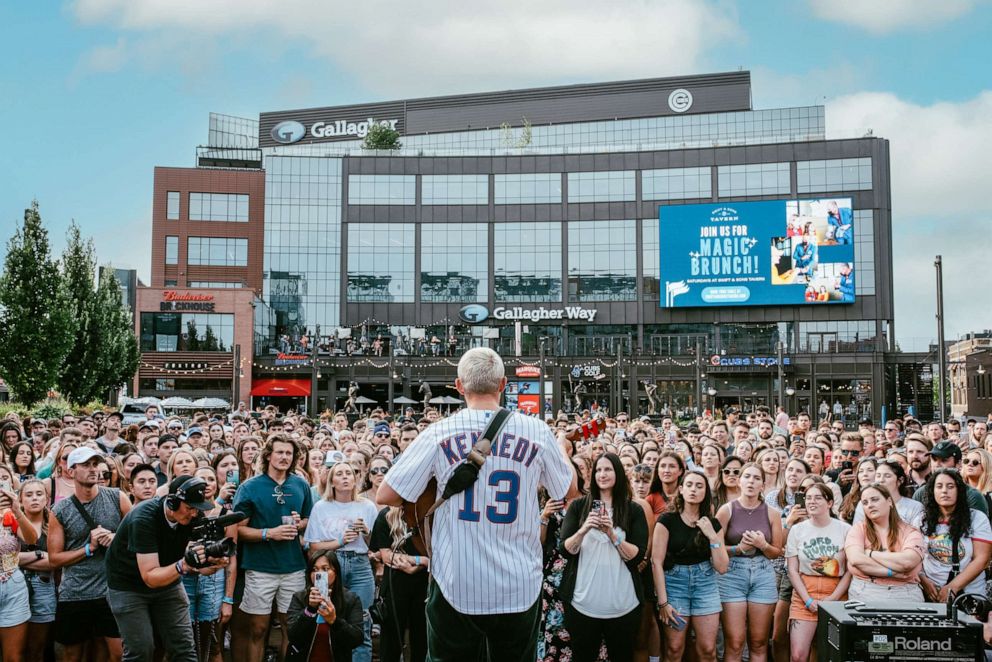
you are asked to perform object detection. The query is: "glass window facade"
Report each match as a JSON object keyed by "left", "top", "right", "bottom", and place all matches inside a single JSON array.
[
  {"left": 641, "top": 218, "right": 660, "bottom": 301},
  {"left": 797, "top": 158, "right": 872, "bottom": 193},
  {"left": 567, "top": 171, "right": 635, "bottom": 202},
  {"left": 642, "top": 167, "right": 712, "bottom": 201},
  {"left": 495, "top": 174, "right": 562, "bottom": 204},
  {"left": 189, "top": 193, "right": 249, "bottom": 222},
  {"left": 140, "top": 312, "right": 234, "bottom": 352},
  {"left": 187, "top": 237, "right": 248, "bottom": 266},
  {"left": 798, "top": 321, "right": 881, "bottom": 352},
  {"left": 165, "top": 236, "right": 178, "bottom": 265},
  {"left": 494, "top": 222, "right": 562, "bottom": 302},
  {"left": 567, "top": 220, "right": 637, "bottom": 301},
  {"left": 422, "top": 175, "right": 488, "bottom": 205},
  {"left": 347, "top": 175, "right": 416, "bottom": 205},
  {"left": 346, "top": 223, "right": 415, "bottom": 302},
  {"left": 717, "top": 163, "right": 791, "bottom": 197},
  {"left": 854, "top": 210, "right": 875, "bottom": 295},
  {"left": 265, "top": 155, "right": 343, "bottom": 334},
  {"left": 269, "top": 107, "right": 825, "bottom": 156},
  {"left": 166, "top": 191, "right": 180, "bottom": 220},
  {"left": 421, "top": 224, "right": 488, "bottom": 302}
]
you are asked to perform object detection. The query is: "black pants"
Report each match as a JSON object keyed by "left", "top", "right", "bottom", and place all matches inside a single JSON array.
[
  {"left": 564, "top": 602, "right": 641, "bottom": 662},
  {"left": 425, "top": 580, "right": 540, "bottom": 662},
  {"left": 380, "top": 571, "right": 428, "bottom": 662}
]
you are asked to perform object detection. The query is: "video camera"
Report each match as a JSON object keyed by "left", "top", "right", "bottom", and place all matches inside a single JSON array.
[{"left": 186, "top": 511, "right": 247, "bottom": 569}]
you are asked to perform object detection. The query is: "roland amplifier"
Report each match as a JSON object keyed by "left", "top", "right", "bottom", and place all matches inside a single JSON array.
[{"left": 816, "top": 600, "right": 983, "bottom": 662}]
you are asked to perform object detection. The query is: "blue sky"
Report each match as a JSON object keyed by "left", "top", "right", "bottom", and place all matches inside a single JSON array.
[{"left": 1, "top": 0, "right": 990, "bottom": 348}]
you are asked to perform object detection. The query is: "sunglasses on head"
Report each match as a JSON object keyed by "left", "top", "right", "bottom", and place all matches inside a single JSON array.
[{"left": 369, "top": 466, "right": 389, "bottom": 476}]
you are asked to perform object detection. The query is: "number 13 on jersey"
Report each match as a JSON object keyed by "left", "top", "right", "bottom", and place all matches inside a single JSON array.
[{"left": 457, "top": 470, "right": 520, "bottom": 524}]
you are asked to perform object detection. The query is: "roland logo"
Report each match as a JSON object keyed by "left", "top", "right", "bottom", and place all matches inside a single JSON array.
[{"left": 894, "top": 636, "right": 951, "bottom": 651}]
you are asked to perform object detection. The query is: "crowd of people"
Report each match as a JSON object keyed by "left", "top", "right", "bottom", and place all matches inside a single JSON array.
[{"left": 1, "top": 348, "right": 992, "bottom": 661}]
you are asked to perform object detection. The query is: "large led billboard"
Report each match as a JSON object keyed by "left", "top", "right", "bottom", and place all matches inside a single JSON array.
[{"left": 660, "top": 198, "right": 855, "bottom": 308}]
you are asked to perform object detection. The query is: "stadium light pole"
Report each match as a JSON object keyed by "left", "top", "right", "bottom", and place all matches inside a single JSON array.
[{"left": 935, "top": 256, "right": 947, "bottom": 423}]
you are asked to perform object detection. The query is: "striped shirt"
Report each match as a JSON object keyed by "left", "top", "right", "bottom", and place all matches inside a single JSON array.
[{"left": 383, "top": 408, "right": 573, "bottom": 615}]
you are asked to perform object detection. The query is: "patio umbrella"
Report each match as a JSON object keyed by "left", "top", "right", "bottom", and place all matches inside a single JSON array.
[
  {"left": 354, "top": 396, "right": 378, "bottom": 404},
  {"left": 191, "top": 397, "right": 230, "bottom": 409},
  {"left": 161, "top": 397, "right": 193, "bottom": 408},
  {"left": 392, "top": 396, "right": 418, "bottom": 405}
]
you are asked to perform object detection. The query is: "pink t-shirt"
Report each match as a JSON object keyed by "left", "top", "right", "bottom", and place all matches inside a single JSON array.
[{"left": 845, "top": 520, "right": 926, "bottom": 585}]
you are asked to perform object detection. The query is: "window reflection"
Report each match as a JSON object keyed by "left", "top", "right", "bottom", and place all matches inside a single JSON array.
[
  {"left": 140, "top": 312, "right": 234, "bottom": 352},
  {"left": 494, "top": 222, "right": 562, "bottom": 302},
  {"left": 567, "top": 220, "right": 636, "bottom": 301},
  {"left": 421, "top": 224, "right": 488, "bottom": 302},
  {"left": 346, "top": 223, "right": 415, "bottom": 302}
]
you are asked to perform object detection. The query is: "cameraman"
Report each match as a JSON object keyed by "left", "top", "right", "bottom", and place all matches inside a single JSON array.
[{"left": 105, "top": 475, "right": 228, "bottom": 661}]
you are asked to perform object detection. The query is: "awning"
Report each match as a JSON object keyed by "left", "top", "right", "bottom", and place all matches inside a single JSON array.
[{"left": 251, "top": 378, "right": 311, "bottom": 397}]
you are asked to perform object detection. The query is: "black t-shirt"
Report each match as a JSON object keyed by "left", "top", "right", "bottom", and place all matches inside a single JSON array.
[
  {"left": 368, "top": 506, "right": 428, "bottom": 596},
  {"left": 368, "top": 506, "right": 418, "bottom": 556},
  {"left": 657, "top": 512, "right": 722, "bottom": 568},
  {"left": 105, "top": 497, "right": 195, "bottom": 593}
]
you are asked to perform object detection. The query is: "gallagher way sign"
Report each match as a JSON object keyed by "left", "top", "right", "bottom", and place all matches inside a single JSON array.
[{"left": 458, "top": 305, "right": 597, "bottom": 324}]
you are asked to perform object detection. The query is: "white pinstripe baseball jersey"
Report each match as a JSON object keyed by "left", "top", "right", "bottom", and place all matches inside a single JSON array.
[{"left": 383, "top": 407, "right": 573, "bottom": 615}]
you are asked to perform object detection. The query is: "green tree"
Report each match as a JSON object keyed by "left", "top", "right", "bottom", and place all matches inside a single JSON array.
[
  {"left": 57, "top": 223, "right": 99, "bottom": 403},
  {"left": 361, "top": 123, "right": 402, "bottom": 150},
  {"left": 0, "top": 201, "right": 76, "bottom": 403},
  {"left": 87, "top": 267, "right": 139, "bottom": 400}
]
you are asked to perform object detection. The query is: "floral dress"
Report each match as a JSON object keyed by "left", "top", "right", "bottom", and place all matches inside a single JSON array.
[{"left": 537, "top": 509, "right": 608, "bottom": 662}]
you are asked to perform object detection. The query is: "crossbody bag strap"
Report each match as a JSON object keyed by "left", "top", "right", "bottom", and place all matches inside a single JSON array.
[
  {"left": 69, "top": 494, "right": 100, "bottom": 534},
  {"left": 476, "top": 408, "right": 512, "bottom": 459}
]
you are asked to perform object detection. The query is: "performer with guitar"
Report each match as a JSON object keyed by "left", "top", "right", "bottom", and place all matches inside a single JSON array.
[{"left": 377, "top": 347, "right": 578, "bottom": 662}]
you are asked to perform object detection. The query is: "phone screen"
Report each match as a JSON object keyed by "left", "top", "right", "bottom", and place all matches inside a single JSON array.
[{"left": 228, "top": 469, "right": 240, "bottom": 486}]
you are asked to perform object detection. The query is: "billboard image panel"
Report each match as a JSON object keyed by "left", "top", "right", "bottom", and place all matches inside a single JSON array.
[{"left": 660, "top": 198, "right": 855, "bottom": 308}]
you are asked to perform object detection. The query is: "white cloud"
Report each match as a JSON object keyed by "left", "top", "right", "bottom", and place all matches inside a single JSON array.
[
  {"left": 808, "top": 0, "right": 984, "bottom": 33},
  {"left": 826, "top": 90, "right": 992, "bottom": 344},
  {"left": 828, "top": 91, "right": 992, "bottom": 217},
  {"left": 70, "top": 0, "right": 742, "bottom": 95}
]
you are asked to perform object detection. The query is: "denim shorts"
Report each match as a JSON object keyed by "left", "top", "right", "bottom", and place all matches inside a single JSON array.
[
  {"left": 25, "top": 571, "right": 57, "bottom": 623},
  {"left": 0, "top": 570, "right": 31, "bottom": 628},
  {"left": 183, "top": 569, "right": 226, "bottom": 622},
  {"left": 665, "top": 561, "right": 722, "bottom": 617},
  {"left": 717, "top": 555, "right": 778, "bottom": 605}
]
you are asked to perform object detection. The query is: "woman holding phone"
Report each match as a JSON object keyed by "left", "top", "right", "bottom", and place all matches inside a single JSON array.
[
  {"left": 785, "top": 482, "right": 852, "bottom": 662},
  {"left": 286, "top": 550, "right": 363, "bottom": 662},
  {"left": 560, "top": 453, "right": 648, "bottom": 662},
  {"left": 652, "top": 470, "right": 728, "bottom": 662},
  {"left": 304, "top": 457, "right": 379, "bottom": 662}
]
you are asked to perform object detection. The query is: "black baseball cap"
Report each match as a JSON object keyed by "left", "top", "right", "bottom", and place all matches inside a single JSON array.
[
  {"left": 169, "top": 476, "right": 215, "bottom": 511},
  {"left": 929, "top": 441, "right": 962, "bottom": 461}
]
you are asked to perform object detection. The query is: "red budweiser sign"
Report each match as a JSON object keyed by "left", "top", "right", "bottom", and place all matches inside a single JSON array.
[{"left": 163, "top": 291, "right": 215, "bottom": 302}]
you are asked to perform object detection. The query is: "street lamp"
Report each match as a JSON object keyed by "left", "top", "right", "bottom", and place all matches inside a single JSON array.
[
  {"left": 707, "top": 387, "right": 717, "bottom": 397},
  {"left": 786, "top": 386, "right": 796, "bottom": 396}
]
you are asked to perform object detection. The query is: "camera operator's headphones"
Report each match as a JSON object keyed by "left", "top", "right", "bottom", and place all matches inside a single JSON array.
[{"left": 166, "top": 476, "right": 208, "bottom": 511}]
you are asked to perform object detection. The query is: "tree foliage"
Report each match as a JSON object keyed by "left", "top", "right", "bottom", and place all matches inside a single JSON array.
[
  {"left": 0, "top": 201, "right": 76, "bottom": 403},
  {"left": 58, "top": 223, "right": 99, "bottom": 403},
  {"left": 86, "top": 266, "right": 139, "bottom": 399},
  {"left": 361, "top": 123, "right": 402, "bottom": 150}
]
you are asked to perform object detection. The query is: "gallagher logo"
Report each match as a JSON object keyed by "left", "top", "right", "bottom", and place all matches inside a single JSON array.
[
  {"left": 458, "top": 304, "right": 489, "bottom": 324},
  {"left": 270, "top": 121, "right": 306, "bottom": 144}
]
